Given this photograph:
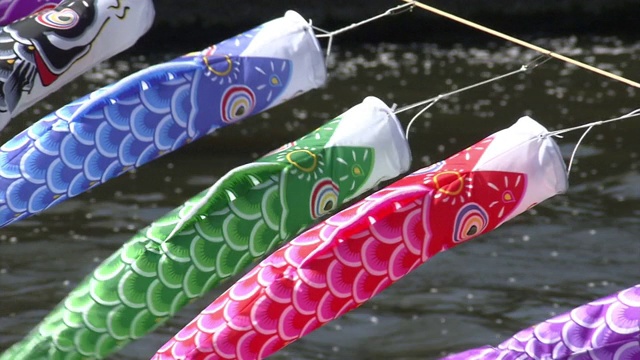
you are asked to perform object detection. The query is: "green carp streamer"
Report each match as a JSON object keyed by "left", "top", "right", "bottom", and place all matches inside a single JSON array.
[{"left": 4, "top": 97, "right": 410, "bottom": 359}]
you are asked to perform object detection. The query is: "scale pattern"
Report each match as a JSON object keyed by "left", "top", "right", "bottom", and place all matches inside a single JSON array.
[
  {"left": 0, "top": 0, "right": 60, "bottom": 26},
  {"left": 442, "top": 284, "right": 640, "bottom": 360},
  {"left": 0, "top": 24, "right": 297, "bottom": 228},
  {"left": 1, "top": 116, "right": 381, "bottom": 359},
  {"left": 153, "top": 134, "right": 554, "bottom": 360}
]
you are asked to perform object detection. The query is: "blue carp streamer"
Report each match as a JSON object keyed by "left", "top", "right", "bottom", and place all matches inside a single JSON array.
[{"left": 0, "top": 11, "right": 326, "bottom": 228}]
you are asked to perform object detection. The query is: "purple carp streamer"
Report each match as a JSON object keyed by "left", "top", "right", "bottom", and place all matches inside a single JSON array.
[
  {"left": 0, "top": 0, "right": 61, "bottom": 26},
  {"left": 0, "top": 0, "right": 154, "bottom": 130},
  {"left": 443, "top": 284, "right": 640, "bottom": 360}
]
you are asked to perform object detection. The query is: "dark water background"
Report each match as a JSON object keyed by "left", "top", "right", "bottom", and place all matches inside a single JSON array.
[{"left": 0, "top": 35, "right": 639, "bottom": 359}]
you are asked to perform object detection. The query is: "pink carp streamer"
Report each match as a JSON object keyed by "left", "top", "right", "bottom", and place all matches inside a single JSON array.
[
  {"left": 442, "top": 284, "right": 640, "bottom": 360},
  {"left": 153, "top": 116, "right": 569, "bottom": 359},
  {"left": 0, "top": 0, "right": 60, "bottom": 26}
]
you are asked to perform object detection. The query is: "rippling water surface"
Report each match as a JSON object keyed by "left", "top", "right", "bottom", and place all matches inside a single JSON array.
[{"left": 0, "top": 36, "right": 639, "bottom": 359}]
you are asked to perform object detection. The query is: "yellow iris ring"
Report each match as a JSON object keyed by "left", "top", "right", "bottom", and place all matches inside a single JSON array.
[
  {"left": 49, "top": 13, "right": 75, "bottom": 25},
  {"left": 318, "top": 193, "right": 338, "bottom": 213},
  {"left": 230, "top": 98, "right": 250, "bottom": 118},
  {"left": 462, "top": 217, "right": 483, "bottom": 237},
  {"left": 286, "top": 150, "right": 318, "bottom": 173}
]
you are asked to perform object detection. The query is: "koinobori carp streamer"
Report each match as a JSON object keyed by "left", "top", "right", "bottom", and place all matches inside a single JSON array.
[
  {"left": 1, "top": 97, "right": 411, "bottom": 359},
  {"left": 0, "top": 10, "right": 327, "bottom": 228},
  {"left": 153, "top": 116, "right": 569, "bottom": 360},
  {"left": 441, "top": 284, "right": 640, "bottom": 360},
  {"left": 0, "top": 0, "right": 155, "bottom": 130}
]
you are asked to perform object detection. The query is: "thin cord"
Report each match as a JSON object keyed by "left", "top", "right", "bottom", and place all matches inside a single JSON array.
[
  {"left": 312, "top": 23, "right": 330, "bottom": 35},
  {"left": 312, "top": 2, "right": 415, "bottom": 66},
  {"left": 405, "top": 0, "right": 640, "bottom": 88},
  {"left": 566, "top": 125, "right": 594, "bottom": 174},
  {"left": 547, "top": 108, "right": 640, "bottom": 179},
  {"left": 396, "top": 54, "right": 550, "bottom": 115},
  {"left": 314, "top": 3, "right": 414, "bottom": 38},
  {"left": 474, "top": 110, "right": 639, "bottom": 181},
  {"left": 401, "top": 55, "right": 550, "bottom": 140},
  {"left": 405, "top": 97, "right": 440, "bottom": 138},
  {"left": 547, "top": 108, "right": 640, "bottom": 137},
  {"left": 546, "top": 108, "right": 640, "bottom": 179},
  {"left": 405, "top": 103, "right": 639, "bottom": 179}
]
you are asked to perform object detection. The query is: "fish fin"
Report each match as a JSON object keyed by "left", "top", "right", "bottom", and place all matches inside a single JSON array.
[
  {"left": 165, "top": 162, "right": 284, "bottom": 240},
  {"left": 2, "top": 60, "right": 26, "bottom": 112}
]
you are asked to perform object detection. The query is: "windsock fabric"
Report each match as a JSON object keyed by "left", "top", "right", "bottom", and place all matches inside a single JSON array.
[
  {"left": 1, "top": 97, "right": 410, "bottom": 360},
  {"left": 0, "top": 10, "right": 327, "bottom": 228},
  {"left": 0, "top": 0, "right": 154, "bottom": 130},
  {"left": 153, "top": 116, "right": 569, "bottom": 360},
  {"left": 0, "top": 0, "right": 61, "bottom": 26},
  {"left": 442, "top": 284, "right": 640, "bottom": 360}
]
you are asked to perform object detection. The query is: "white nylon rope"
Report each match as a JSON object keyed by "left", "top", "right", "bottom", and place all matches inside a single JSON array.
[
  {"left": 311, "top": 2, "right": 415, "bottom": 66},
  {"left": 401, "top": 55, "right": 551, "bottom": 139},
  {"left": 394, "top": 54, "right": 639, "bottom": 180},
  {"left": 307, "top": 1, "right": 640, "bottom": 180},
  {"left": 546, "top": 108, "right": 640, "bottom": 176}
]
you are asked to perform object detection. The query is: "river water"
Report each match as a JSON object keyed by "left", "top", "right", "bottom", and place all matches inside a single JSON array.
[{"left": 0, "top": 36, "right": 638, "bottom": 359}]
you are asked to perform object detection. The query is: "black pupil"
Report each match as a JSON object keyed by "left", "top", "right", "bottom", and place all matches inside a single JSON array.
[
  {"left": 323, "top": 200, "right": 334, "bottom": 211},
  {"left": 60, "top": 16, "right": 71, "bottom": 22},
  {"left": 235, "top": 106, "right": 245, "bottom": 116},
  {"left": 466, "top": 225, "right": 478, "bottom": 236}
]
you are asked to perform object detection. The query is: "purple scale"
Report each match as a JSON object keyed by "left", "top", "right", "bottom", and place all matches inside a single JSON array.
[{"left": 441, "top": 285, "right": 640, "bottom": 360}]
